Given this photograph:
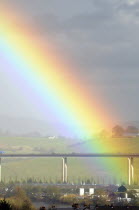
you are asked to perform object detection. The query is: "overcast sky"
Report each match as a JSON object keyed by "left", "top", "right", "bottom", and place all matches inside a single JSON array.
[{"left": 1, "top": 0, "right": 139, "bottom": 125}]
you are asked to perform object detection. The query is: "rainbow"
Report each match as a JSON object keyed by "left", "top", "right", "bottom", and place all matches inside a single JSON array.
[
  {"left": 0, "top": 4, "right": 127, "bottom": 182},
  {"left": 0, "top": 5, "right": 115, "bottom": 138}
]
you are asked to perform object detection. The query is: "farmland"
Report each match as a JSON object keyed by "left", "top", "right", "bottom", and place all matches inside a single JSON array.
[{"left": 0, "top": 136, "right": 139, "bottom": 183}]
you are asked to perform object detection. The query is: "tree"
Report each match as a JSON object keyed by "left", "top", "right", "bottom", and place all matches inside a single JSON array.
[
  {"left": 13, "top": 187, "right": 35, "bottom": 210},
  {"left": 21, "top": 199, "right": 33, "bottom": 210},
  {"left": 128, "top": 190, "right": 137, "bottom": 199},
  {"left": 86, "top": 179, "right": 91, "bottom": 184},
  {"left": 112, "top": 125, "right": 124, "bottom": 137},
  {"left": 108, "top": 192, "right": 117, "bottom": 202},
  {"left": 93, "top": 197, "right": 108, "bottom": 206},
  {"left": 94, "top": 188, "right": 108, "bottom": 197},
  {"left": 99, "top": 129, "right": 109, "bottom": 138},
  {"left": 60, "top": 194, "right": 78, "bottom": 204},
  {"left": 45, "top": 186, "right": 61, "bottom": 202},
  {"left": 0, "top": 199, "right": 12, "bottom": 210},
  {"left": 126, "top": 126, "right": 139, "bottom": 134},
  {"left": 15, "top": 187, "right": 27, "bottom": 200}
]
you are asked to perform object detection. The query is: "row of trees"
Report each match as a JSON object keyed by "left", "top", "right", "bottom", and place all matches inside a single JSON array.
[
  {"left": 1, "top": 176, "right": 129, "bottom": 186},
  {"left": 112, "top": 125, "right": 139, "bottom": 137}
]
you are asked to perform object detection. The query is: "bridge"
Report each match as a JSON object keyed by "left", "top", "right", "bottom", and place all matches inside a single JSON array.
[
  {"left": 1, "top": 153, "right": 139, "bottom": 157},
  {"left": 0, "top": 153, "right": 139, "bottom": 185}
]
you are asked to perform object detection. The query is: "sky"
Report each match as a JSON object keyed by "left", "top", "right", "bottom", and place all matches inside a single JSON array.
[{"left": 1, "top": 0, "right": 139, "bottom": 127}]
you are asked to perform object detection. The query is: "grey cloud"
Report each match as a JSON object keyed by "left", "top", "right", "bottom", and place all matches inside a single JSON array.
[
  {"left": 32, "top": 14, "right": 62, "bottom": 35},
  {"left": 1, "top": 0, "right": 139, "bottom": 123}
]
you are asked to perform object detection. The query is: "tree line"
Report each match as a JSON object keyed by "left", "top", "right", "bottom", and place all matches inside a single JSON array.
[{"left": 112, "top": 125, "right": 139, "bottom": 137}]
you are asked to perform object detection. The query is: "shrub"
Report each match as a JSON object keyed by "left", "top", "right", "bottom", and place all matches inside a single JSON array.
[{"left": 0, "top": 199, "right": 12, "bottom": 210}]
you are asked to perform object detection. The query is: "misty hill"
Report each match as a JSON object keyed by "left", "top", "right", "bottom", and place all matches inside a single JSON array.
[
  {"left": 1, "top": 115, "right": 139, "bottom": 137},
  {"left": 0, "top": 115, "right": 64, "bottom": 136}
]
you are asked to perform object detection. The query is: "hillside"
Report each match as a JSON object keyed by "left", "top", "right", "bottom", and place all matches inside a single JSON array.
[{"left": 0, "top": 136, "right": 139, "bottom": 184}]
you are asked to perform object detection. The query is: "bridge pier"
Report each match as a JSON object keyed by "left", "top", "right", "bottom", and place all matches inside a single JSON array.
[
  {"left": 128, "top": 157, "right": 134, "bottom": 185},
  {"left": 62, "top": 157, "right": 68, "bottom": 183}
]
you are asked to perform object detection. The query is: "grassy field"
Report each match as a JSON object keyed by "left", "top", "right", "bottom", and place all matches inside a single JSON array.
[{"left": 0, "top": 136, "right": 139, "bottom": 184}]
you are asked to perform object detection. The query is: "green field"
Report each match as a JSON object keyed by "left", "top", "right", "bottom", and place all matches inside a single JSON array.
[{"left": 0, "top": 136, "right": 139, "bottom": 184}]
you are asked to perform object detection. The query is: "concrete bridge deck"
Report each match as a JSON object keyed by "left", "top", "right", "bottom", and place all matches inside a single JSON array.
[
  {"left": 0, "top": 153, "right": 139, "bottom": 158},
  {"left": 0, "top": 153, "right": 138, "bottom": 185}
]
